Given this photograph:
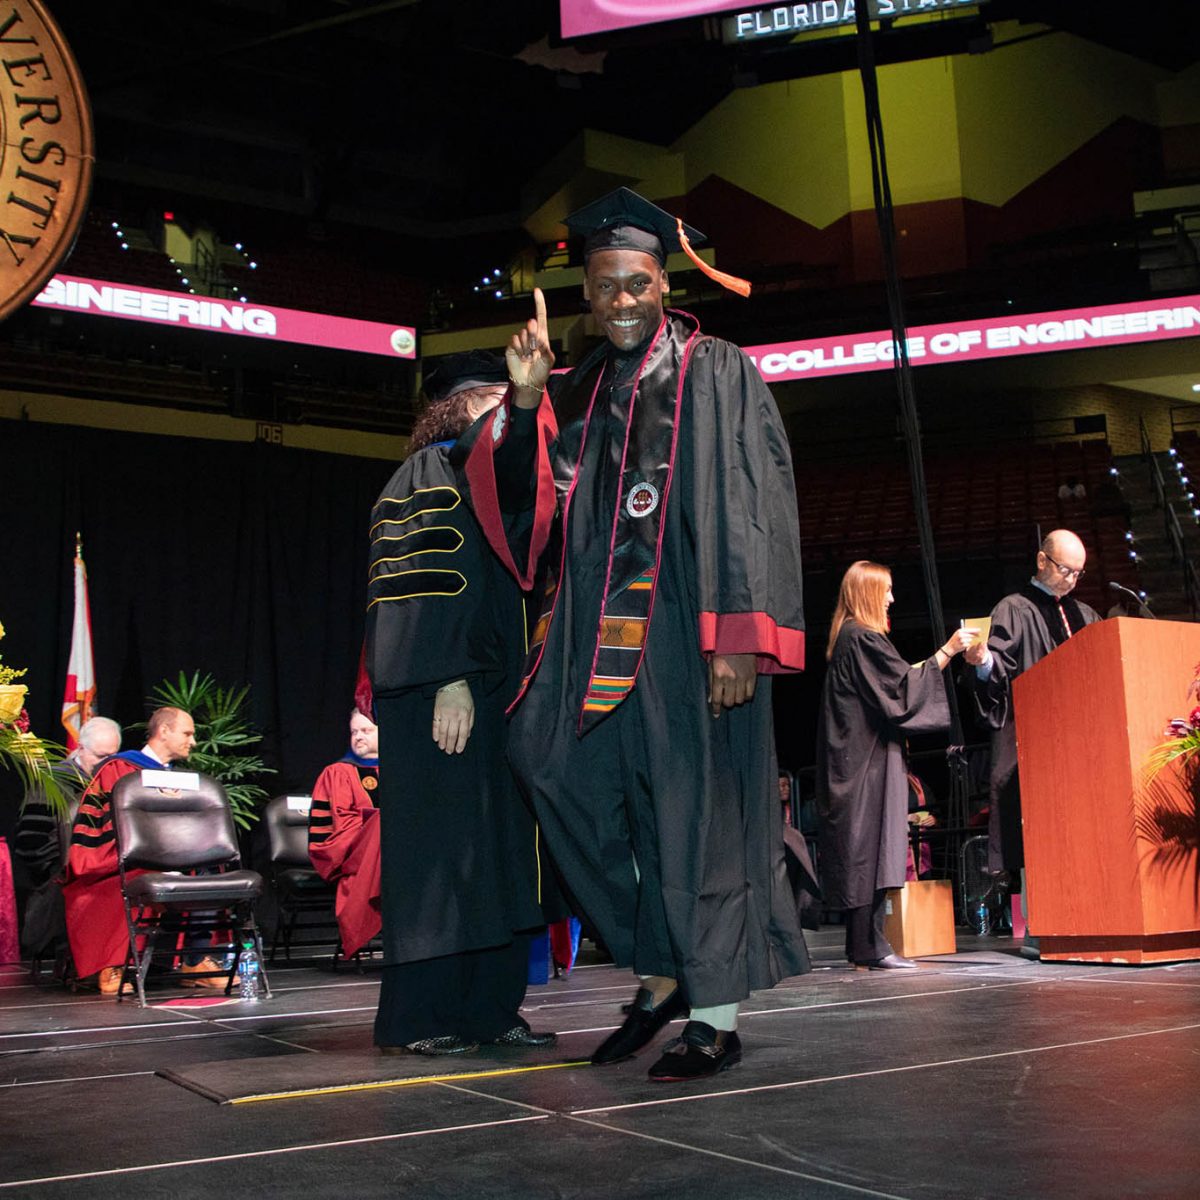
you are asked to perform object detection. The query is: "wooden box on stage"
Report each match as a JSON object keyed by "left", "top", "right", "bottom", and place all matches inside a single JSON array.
[
  {"left": 1013, "top": 617, "right": 1200, "bottom": 964},
  {"left": 883, "top": 880, "right": 956, "bottom": 958}
]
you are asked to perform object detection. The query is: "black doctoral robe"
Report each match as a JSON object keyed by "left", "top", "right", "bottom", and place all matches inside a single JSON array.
[
  {"left": 468, "top": 311, "right": 811, "bottom": 1008},
  {"left": 969, "top": 583, "right": 1100, "bottom": 873},
  {"left": 364, "top": 438, "right": 545, "bottom": 964},
  {"left": 816, "top": 623, "right": 951, "bottom": 910}
]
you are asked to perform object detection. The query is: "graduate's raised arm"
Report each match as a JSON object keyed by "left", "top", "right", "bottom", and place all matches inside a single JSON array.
[{"left": 505, "top": 287, "right": 554, "bottom": 408}]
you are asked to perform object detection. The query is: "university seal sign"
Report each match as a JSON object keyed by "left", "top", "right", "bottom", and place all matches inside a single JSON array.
[{"left": 0, "top": 1, "right": 93, "bottom": 322}]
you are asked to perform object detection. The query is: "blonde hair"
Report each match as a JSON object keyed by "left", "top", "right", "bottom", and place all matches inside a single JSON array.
[{"left": 826, "top": 560, "right": 891, "bottom": 660}]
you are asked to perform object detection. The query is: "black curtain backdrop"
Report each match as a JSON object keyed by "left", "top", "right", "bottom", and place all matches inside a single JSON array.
[{"left": 0, "top": 417, "right": 396, "bottom": 836}]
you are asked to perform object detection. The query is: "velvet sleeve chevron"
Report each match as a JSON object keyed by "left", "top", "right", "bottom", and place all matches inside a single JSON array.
[
  {"left": 64, "top": 758, "right": 140, "bottom": 886},
  {"left": 365, "top": 446, "right": 514, "bottom": 697},
  {"left": 307, "top": 762, "right": 376, "bottom": 883},
  {"left": 687, "top": 338, "right": 806, "bottom": 674}
]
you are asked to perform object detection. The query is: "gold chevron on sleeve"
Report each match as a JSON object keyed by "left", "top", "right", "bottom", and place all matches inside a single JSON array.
[
  {"left": 369, "top": 526, "right": 464, "bottom": 574},
  {"left": 369, "top": 486, "right": 461, "bottom": 537},
  {"left": 367, "top": 568, "right": 468, "bottom": 607}
]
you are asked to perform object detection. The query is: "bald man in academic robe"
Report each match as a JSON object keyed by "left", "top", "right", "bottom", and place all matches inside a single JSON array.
[{"left": 966, "top": 530, "right": 1100, "bottom": 881}]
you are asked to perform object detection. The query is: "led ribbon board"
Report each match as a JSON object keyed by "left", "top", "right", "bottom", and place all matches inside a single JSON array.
[
  {"left": 743, "top": 295, "right": 1200, "bottom": 382},
  {"left": 32, "top": 274, "right": 417, "bottom": 359},
  {"left": 560, "top": 1, "right": 752, "bottom": 38}
]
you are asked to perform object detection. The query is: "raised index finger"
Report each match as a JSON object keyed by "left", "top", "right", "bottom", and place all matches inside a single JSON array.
[{"left": 533, "top": 287, "right": 548, "bottom": 346}]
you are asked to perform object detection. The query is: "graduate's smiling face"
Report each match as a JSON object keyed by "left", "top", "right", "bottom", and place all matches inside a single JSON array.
[{"left": 584, "top": 248, "right": 669, "bottom": 352}]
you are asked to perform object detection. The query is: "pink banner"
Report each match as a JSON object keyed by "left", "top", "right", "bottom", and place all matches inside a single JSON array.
[
  {"left": 743, "top": 295, "right": 1200, "bottom": 383},
  {"left": 32, "top": 275, "right": 417, "bottom": 360},
  {"left": 561, "top": 0, "right": 749, "bottom": 38}
]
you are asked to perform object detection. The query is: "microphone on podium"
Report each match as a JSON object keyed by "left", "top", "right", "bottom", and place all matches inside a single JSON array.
[{"left": 1108, "top": 580, "right": 1156, "bottom": 619}]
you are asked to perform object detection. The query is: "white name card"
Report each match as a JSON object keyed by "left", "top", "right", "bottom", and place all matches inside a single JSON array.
[
  {"left": 141, "top": 769, "right": 200, "bottom": 791},
  {"left": 286, "top": 795, "right": 312, "bottom": 811}
]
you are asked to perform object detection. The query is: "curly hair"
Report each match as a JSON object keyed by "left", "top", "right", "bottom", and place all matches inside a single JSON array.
[
  {"left": 408, "top": 392, "right": 474, "bottom": 455},
  {"left": 407, "top": 384, "right": 508, "bottom": 455}
]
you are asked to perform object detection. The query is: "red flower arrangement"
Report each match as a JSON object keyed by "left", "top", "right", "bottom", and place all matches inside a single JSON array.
[{"left": 1150, "top": 661, "right": 1200, "bottom": 779}]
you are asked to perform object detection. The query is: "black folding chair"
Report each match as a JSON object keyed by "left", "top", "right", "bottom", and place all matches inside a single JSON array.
[
  {"left": 110, "top": 771, "right": 268, "bottom": 1006},
  {"left": 263, "top": 794, "right": 338, "bottom": 962}
]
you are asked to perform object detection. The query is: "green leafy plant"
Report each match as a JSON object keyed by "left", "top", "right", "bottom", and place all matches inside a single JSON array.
[
  {"left": 1, "top": 619, "right": 70, "bottom": 814},
  {"left": 143, "top": 671, "right": 275, "bottom": 829}
]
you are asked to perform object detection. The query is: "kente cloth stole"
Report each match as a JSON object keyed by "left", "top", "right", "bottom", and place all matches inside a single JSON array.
[{"left": 516, "top": 312, "right": 702, "bottom": 734}]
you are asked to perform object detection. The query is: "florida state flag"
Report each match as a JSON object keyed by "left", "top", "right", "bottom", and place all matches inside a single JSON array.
[{"left": 61, "top": 534, "right": 95, "bottom": 750}]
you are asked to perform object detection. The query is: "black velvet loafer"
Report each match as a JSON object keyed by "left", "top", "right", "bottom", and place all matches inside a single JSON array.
[
  {"left": 489, "top": 1025, "right": 558, "bottom": 1047},
  {"left": 379, "top": 1035, "right": 479, "bottom": 1056},
  {"left": 590, "top": 986, "right": 688, "bottom": 1065},
  {"left": 647, "top": 1021, "right": 742, "bottom": 1082}
]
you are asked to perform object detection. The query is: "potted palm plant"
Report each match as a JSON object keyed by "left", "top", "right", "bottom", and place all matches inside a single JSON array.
[{"left": 142, "top": 671, "right": 275, "bottom": 829}]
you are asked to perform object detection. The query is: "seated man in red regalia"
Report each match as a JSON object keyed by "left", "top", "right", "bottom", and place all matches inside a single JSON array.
[
  {"left": 307, "top": 709, "right": 382, "bottom": 957},
  {"left": 63, "top": 705, "right": 226, "bottom": 994}
]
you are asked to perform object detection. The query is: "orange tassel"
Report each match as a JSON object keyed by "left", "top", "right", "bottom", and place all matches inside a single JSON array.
[{"left": 676, "top": 218, "right": 752, "bottom": 298}]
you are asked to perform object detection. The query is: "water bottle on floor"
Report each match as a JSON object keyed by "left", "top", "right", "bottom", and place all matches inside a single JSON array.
[
  {"left": 237, "top": 939, "right": 261, "bottom": 1001},
  {"left": 975, "top": 899, "right": 991, "bottom": 937}
]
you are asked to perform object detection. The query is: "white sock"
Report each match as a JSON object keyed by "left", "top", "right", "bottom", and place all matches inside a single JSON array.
[{"left": 689, "top": 1002, "right": 738, "bottom": 1032}]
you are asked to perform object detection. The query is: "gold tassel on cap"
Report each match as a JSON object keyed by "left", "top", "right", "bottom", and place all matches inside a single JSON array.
[{"left": 676, "top": 218, "right": 752, "bottom": 298}]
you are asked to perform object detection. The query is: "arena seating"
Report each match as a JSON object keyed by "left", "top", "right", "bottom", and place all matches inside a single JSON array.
[
  {"left": 61, "top": 207, "right": 188, "bottom": 293},
  {"left": 796, "top": 436, "right": 1137, "bottom": 610},
  {"left": 1172, "top": 428, "right": 1200, "bottom": 491}
]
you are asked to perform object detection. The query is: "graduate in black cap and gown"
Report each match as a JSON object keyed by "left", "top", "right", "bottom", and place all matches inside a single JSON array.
[
  {"left": 363, "top": 351, "right": 556, "bottom": 1056},
  {"left": 460, "top": 187, "right": 811, "bottom": 1081}
]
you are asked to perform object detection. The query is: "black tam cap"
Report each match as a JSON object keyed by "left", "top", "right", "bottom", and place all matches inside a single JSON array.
[
  {"left": 565, "top": 187, "right": 705, "bottom": 265},
  {"left": 422, "top": 350, "right": 507, "bottom": 403}
]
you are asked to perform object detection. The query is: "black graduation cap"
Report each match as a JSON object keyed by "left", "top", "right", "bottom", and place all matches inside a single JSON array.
[
  {"left": 422, "top": 349, "right": 507, "bottom": 403},
  {"left": 564, "top": 186, "right": 751, "bottom": 297},
  {"left": 565, "top": 186, "right": 705, "bottom": 265}
]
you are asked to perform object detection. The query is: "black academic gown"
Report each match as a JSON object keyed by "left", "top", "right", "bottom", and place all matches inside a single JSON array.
[
  {"left": 493, "top": 314, "right": 811, "bottom": 1008},
  {"left": 815, "top": 623, "right": 951, "bottom": 910},
  {"left": 970, "top": 583, "right": 1100, "bottom": 873},
  {"left": 364, "top": 438, "right": 544, "bottom": 964}
]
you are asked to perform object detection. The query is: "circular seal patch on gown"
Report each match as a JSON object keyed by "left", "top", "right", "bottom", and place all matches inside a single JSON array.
[{"left": 624, "top": 481, "right": 659, "bottom": 519}]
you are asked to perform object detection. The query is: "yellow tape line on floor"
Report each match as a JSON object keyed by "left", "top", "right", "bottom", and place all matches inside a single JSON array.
[{"left": 227, "top": 1059, "right": 591, "bottom": 1105}]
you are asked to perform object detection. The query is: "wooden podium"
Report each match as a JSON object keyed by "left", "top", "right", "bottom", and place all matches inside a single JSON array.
[{"left": 1013, "top": 617, "right": 1200, "bottom": 963}]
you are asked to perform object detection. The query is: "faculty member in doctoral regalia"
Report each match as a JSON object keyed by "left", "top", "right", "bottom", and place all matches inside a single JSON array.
[
  {"left": 364, "top": 350, "right": 556, "bottom": 1056},
  {"left": 464, "top": 188, "right": 812, "bottom": 1082},
  {"left": 307, "top": 709, "right": 382, "bottom": 958},
  {"left": 964, "top": 530, "right": 1099, "bottom": 949},
  {"left": 816, "top": 561, "right": 977, "bottom": 969},
  {"left": 63, "top": 706, "right": 226, "bottom": 993}
]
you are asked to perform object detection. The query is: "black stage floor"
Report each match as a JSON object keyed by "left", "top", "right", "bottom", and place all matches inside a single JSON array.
[{"left": 1, "top": 930, "right": 1197, "bottom": 1198}]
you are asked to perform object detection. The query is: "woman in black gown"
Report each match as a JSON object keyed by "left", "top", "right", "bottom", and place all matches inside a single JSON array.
[{"left": 816, "top": 561, "right": 977, "bottom": 968}]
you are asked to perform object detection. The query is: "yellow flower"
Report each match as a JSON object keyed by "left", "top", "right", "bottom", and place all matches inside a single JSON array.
[
  {"left": 0, "top": 620, "right": 5, "bottom": 639},
  {"left": 0, "top": 684, "right": 28, "bottom": 723}
]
